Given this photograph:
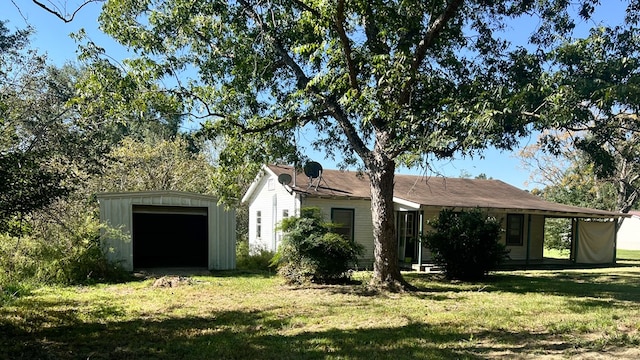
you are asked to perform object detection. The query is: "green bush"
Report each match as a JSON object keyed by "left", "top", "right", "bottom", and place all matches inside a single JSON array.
[
  {"left": 0, "top": 202, "right": 130, "bottom": 287},
  {"left": 544, "top": 218, "right": 572, "bottom": 251},
  {"left": 424, "top": 208, "right": 508, "bottom": 281},
  {"left": 236, "top": 240, "right": 275, "bottom": 271},
  {"left": 271, "top": 207, "right": 363, "bottom": 284}
]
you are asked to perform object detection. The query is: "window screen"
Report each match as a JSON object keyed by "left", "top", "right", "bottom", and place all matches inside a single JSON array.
[
  {"left": 331, "top": 208, "right": 354, "bottom": 241},
  {"left": 506, "top": 214, "right": 524, "bottom": 246}
]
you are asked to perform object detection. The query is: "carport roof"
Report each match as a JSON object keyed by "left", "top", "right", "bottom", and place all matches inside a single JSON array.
[{"left": 265, "top": 164, "right": 625, "bottom": 219}]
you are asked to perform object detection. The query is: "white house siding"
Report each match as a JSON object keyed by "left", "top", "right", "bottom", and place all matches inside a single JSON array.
[
  {"left": 246, "top": 175, "right": 298, "bottom": 252},
  {"left": 617, "top": 215, "right": 640, "bottom": 250},
  {"left": 98, "top": 191, "right": 235, "bottom": 271},
  {"left": 302, "top": 197, "right": 375, "bottom": 268}
]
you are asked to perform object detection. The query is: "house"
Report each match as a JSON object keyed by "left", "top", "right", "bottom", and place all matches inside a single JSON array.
[
  {"left": 98, "top": 190, "right": 236, "bottom": 271},
  {"left": 617, "top": 211, "right": 640, "bottom": 250},
  {"left": 242, "top": 164, "right": 625, "bottom": 267}
]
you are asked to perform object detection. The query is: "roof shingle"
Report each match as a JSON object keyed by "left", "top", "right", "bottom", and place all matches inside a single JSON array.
[{"left": 266, "top": 164, "right": 623, "bottom": 218}]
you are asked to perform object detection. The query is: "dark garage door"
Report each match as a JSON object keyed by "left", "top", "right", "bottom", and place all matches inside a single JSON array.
[{"left": 133, "top": 205, "right": 208, "bottom": 268}]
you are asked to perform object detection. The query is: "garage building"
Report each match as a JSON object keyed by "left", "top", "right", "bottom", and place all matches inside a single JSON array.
[{"left": 98, "top": 191, "right": 236, "bottom": 271}]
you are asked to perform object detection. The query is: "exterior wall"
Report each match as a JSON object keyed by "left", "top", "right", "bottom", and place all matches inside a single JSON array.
[
  {"left": 98, "top": 191, "right": 235, "bottom": 271},
  {"left": 417, "top": 209, "right": 546, "bottom": 262},
  {"left": 246, "top": 175, "right": 298, "bottom": 252},
  {"left": 617, "top": 216, "right": 640, "bottom": 250},
  {"left": 302, "top": 197, "right": 375, "bottom": 268}
]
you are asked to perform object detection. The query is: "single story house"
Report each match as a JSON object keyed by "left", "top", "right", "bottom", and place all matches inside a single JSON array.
[
  {"left": 242, "top": 164, "right": 625, "bottom": 268},
  {"left": 98, "top": 190, "right": 236, "bottom": 271},
  {"left": 617, "top": 211, "right": 640, "bottom": 250}
]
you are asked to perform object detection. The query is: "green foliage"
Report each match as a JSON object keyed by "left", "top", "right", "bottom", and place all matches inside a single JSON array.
[
  {"left": 533, "top": 25, "right": 640, "bottom": 213},
  {"left": 0, "top": 199, "right": 130, "bottom": 287},
  {"left": 272, "top": 207, "right": 363, "bottom": 284},
  {"left": 94, "top": 1, "right": 629, "bottom": 286},
  {"left": 235, "top": 240, "right": 275, "bottom": 272},
  {"left": 424, "top": 209, "right": 508, "bottom": 281},
  {"left": 96, "top": 136, "right": 216, "bottom": 194},
  {"left": 544, "top": 218, "right": 572, "bottom": 251}
]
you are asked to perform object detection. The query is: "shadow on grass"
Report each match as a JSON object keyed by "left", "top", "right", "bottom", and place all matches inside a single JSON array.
[
  {"left": 1, "top": 308, "right": 482, "bottom": 360},
  {"left": 405, "top": 269, "right": 640, "bottom": 304}
]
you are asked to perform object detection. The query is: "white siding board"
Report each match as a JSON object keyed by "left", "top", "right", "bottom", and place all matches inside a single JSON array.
[
  {"left": 247, "top": 174, "right": 297, "bottom": 252},
  {"left": 302, "top": 197, "right": 375, "bottom": 267}
]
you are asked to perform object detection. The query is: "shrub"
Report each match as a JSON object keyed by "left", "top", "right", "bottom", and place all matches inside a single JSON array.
[
  {"left": 271, "top": 207, "right": 363, "bottom": 284},
  {"left": 236, "top": 240, "right": 275, "bottom": 271},
  {"left": 544, "top": 218, "right": 572, "bottom": 251},
  {"left": 0, "top": 201, "right": 130, "bottom": 287},
  {"left": 424, "top": 208, "right": 508, "bottom": 281}
]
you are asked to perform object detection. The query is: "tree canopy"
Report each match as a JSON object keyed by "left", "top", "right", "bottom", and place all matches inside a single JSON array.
[
  {"left": 525, "top": 22, "right": 640, "bottom": 216},
  {"left": 91, "top": 0, "right": 634, "bottom": 288}
]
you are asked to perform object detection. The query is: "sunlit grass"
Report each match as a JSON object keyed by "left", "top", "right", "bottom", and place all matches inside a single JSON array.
[
  {"left": 2, "top": 267, "right": 640, "bottom": 359},
  {"left": 617, "top": 249, "right": 640, "bottom": 260}
]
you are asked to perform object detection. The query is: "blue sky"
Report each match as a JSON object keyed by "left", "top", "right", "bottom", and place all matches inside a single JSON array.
[{"left": 3, "top": 1, "right": 629, "bottom": 190}]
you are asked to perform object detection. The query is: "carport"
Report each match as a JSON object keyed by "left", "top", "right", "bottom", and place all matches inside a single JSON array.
[{"left": 98, "top": 191, "right": 236, "bottom": 271}]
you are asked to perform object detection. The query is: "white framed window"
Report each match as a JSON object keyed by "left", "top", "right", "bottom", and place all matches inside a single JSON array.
[{"left": 331, "top": 208, "right": 355, "bottom": 241}]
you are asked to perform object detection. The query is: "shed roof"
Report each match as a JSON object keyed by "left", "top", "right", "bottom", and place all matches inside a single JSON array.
[{"left": 265, "top": 164, "right": 624, "bottom": 219}]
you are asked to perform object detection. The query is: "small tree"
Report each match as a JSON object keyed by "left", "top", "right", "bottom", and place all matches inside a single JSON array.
[
  {"left": 424, "top": 208, "right": 508, "bottom": 281},
  {"left": 272, "top": 207, "right": 363, "bottom": 285}
]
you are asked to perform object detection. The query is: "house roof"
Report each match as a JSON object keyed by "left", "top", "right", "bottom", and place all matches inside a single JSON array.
[{"left": 263, "top": 164, "right": 625, "bottom": 219}]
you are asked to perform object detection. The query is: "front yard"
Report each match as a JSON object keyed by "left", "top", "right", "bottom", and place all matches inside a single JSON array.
[{"left": 2, "top": 261, "right": 640, "bottom": 359}]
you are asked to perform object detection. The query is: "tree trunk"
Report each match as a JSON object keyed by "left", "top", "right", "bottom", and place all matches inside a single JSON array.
[{"left": 368, "top": 151, "right": 404, "bottom": 290}]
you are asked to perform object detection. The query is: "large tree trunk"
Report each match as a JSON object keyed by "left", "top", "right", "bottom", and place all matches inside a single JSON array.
[{"left": 368, "top": 151, "right": 404, "bottom": 290}]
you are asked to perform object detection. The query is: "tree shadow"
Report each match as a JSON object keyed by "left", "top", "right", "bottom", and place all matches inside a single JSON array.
[
  {"left": 1, "top": 308, "right": 483, "bottom": 360},
  {"left": 405, "top": 270, "right": 640, "bottom": 304}
]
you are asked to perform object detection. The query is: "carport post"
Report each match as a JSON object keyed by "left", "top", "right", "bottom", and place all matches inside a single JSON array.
[
  {"left": 525, "top": 214, "right": 531, "bottom": 266},
  {"left": 573, "top": 219, "right": 580, "bottom": 264}
]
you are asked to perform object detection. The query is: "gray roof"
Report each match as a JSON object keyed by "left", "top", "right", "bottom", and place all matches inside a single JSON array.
[{"left": 267, "top": 164, "right": 624, "bottom": 218}]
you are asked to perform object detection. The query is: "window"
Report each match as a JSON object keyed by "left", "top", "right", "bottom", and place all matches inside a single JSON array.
[
  {"left": 331, "top": 208, "right": 354, "bottom": 241},
  {"left": 256, "top": 211, "right": 262, "bottom": 239},
  {"left": 506, "top": 214, "right": 524, "bottom": 246},
  {"left": 282, "top": 209, "right": 289, "bottom": 218},
  {"left": 268, "top": 179, "right": 275, "bottom": 190}
]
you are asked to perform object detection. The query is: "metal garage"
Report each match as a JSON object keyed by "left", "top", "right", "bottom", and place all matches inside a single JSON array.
[{"left": 97, "top": 191, "right": 236, "bottom": 271}]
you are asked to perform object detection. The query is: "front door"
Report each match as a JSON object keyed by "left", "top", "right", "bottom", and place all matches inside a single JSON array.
[{"left": 397, "top": 211, "right": 418, "bottom": 262}]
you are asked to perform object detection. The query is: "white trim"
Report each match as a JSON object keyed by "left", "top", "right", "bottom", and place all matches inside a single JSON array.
[
  {"left": 97, "top": 190, "right": 217, "bottom": 202},
  {"left": 393, "top": 197, "right": 422, "bottom": 210}
]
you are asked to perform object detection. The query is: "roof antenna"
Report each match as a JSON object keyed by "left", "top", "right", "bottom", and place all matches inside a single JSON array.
[{"left": 303, "top": 161, "right": 323, "bottom": 191}]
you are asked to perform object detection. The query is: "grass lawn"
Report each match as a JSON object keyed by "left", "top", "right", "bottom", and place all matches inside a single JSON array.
[{"left": 2, "top": 266, "right": 640, "bottom": 360}]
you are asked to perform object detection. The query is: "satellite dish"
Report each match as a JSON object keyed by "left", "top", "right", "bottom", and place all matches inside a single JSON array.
[
  {"left": 277, "top": 173, "right": 292, "bottom": 186},
  {"left": 303, "top": 161, "right": 323, "bottom": 179}
]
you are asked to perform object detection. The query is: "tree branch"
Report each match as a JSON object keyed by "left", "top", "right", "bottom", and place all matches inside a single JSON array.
[
  {"left": 335, "top": 0, "right": 359, "bottom": 91},
  {"left": 411, "top": 0, "right": 464, "bottom": 73},
  {"left": 31, "top": 0, "right": 103, "bottom": 23},
  {"left": 237, "top": 0, "right": 371, "bottom": 159}
]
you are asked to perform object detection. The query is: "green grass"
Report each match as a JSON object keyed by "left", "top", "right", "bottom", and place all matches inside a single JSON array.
[
  {"left": 617, "top": 249, "right": 640, "bottom": 260},
  {"left": 2, "top": 267, "right": 640, "bottom": 359},
  {"left": 543, "top": 248, "right": 571, "bottom": 259}
]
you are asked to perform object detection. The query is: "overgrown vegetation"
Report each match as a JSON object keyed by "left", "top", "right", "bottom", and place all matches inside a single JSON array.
[
  {"left": 271, "top": 207, "right": 363, "bottom": 284},
  {"left": 2, "top": 264, "right": 640, "bottom": 359},
  {"left": 424, "top": 208, "right": 508, "bottom": 281},
  {"left": 0, "top": 199, "right": 130, "bottom": 288},
  {"left": 235, "top": 240, "right": 275, "bottom": 272}
]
